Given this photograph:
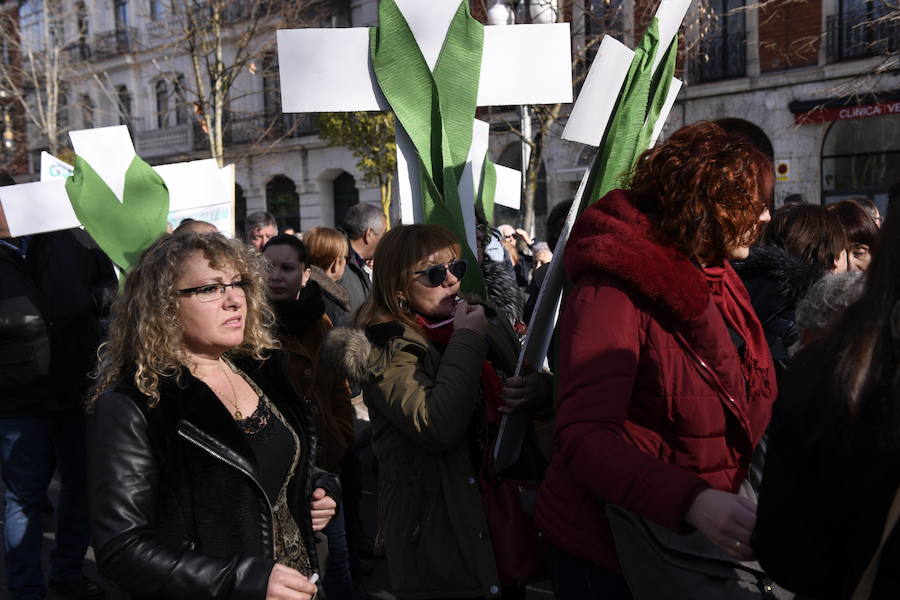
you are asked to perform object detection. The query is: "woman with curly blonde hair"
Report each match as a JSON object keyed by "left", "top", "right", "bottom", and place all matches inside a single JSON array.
[{"left": 88, "top": 232, "right": 338, "bottom": 600}]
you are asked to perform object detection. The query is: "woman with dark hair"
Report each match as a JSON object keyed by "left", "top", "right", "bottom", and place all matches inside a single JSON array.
[
  {"left": 753, "top": 207, "right": 900, "bottom": 597},
  {"left": 735, "top": 203, "right": 849, "bottom": 369},
  {"left": 534, "top": 121, "right": 777, "bottom": 599},
  {"left": 829, "top": 199, "right": 880, "bottom": 271},
  {"left": 89, "top": 232, "right": 337, "bottom": 600},
  {"left": 262, "top": 233, "right": 357, "bottom": 599},
  {"left": 323, "top": 224, "right": 551, "bottom": 599}
]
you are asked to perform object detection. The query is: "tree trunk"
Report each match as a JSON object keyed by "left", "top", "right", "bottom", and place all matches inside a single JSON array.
[{"left": 381, "top": 173, "right": 393, "bottom": 229}]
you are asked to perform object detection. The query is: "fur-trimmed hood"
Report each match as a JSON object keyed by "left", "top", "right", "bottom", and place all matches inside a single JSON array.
[
  {"left": 564, "top": 190, "right": 710, "bottom": 324},
  {"left": 732, "top": 244, "right": 824, "bottom": 323},
  {"left": 321, "top": 325, "right": 375, "bottom": 385},
  {"left": 307, "top": 265, "right": 351, "bottom": 312}
]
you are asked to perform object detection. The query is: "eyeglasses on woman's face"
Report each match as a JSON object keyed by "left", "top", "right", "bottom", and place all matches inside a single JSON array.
[
  {"left": 177, "top": 280, "right": 251, "bottom": 302},
  {"left": 413, "top": 259, "right": 467, "bottom": 287}
]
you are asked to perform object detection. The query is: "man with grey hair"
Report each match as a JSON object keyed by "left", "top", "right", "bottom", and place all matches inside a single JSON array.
[
  {"left": 340, "top": 203, "right": 386, "bottom": 313},
  {"left": 244, "top": 211, "right": 278, "bottom": 251}
]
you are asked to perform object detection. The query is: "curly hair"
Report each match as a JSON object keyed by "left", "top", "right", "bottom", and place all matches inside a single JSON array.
[
  {"left": 629, "top": 121, "right": 774, "bottom": 265},
  {"left": 355, "top": 224, "right": 461, "bottom": 334},
  {"left": 88, "top": 232, "right": 278, "bottom": 408}
]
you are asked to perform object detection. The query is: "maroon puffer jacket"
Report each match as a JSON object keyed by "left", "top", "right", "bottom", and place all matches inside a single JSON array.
[{"left": 534, "top": 190, "right": 776, "bottom": 573}]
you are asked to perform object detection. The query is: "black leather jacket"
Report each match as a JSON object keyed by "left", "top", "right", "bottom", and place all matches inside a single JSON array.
[{"left": 89, "top": 351, "right": 339, "bottom": 599}]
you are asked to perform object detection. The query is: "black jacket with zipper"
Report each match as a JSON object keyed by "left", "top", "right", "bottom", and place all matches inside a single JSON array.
[{"left": 88, "top": 350, "right": 339, "bottom": 600}]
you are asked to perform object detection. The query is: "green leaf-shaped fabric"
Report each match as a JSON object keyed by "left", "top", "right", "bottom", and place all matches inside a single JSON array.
[
  {"left": 65, "top": 155, "right": 169, "bottom": 273},
  {"left": 370, "top": 0, "right": 487, "bottom": 296}
]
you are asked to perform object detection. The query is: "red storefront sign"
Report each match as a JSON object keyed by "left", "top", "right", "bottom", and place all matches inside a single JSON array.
[{"left": 795, "top": 100, "right": 900, "bottom": 124}]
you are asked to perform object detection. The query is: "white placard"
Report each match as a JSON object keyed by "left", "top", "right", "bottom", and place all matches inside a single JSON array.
[
  {"left": 0, "top": 180, "right": 80, "bottom": 236},
  {"left": 40, "top": 152, "right": 74, "bottom": 181},
  {"left": 562, "top": 37, "right": 633, "bottom": 146},
  {"left": 277, "top": 24, "right": 572, "bottom": 113},
  {"left": 69, "top": 126, "right": 136, "bottom": 203},
  {"left": 493, "top": 164, "right": 522, "bottom": 210},
  {"left": 457, "top": 119, "right": 491, "bottom": 251},
  {"left": 394, "top": 0, "right": 459, "bottom": 70},
  {"left": 649, "top": 78, "right": 683, "bottom": 147},
  {"left": 652, "top": 0, "right": 693, "bottom": 74},
  {"left": 2, "top": 129, "right": 236, "bottom": 239}
]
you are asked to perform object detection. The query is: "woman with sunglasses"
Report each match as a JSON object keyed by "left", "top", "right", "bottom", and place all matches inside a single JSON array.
[
  {"left": 324, "top": 224, "right": 551, "bottom": 600},
  {"left": 87, "top": 232, "right": 338, "bottom": 600}
]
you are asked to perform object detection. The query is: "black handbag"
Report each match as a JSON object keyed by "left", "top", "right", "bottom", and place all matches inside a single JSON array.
[{"left": 607, "top": 502, "right": 789, "bottom": 600}]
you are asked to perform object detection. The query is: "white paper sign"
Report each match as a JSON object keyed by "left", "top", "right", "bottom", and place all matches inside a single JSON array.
[
  {"left": 562, "top": 36, "right": 633, "bottom": 146},
  {"left": 493, "top": 164, "right": 522, "bottom": 210},
  {"left": 277, "top": 24, "right": 572, "bottom": 112},
  {"left": 563, "top": 0, "right": 691, "bottom": 147},
  {"left": 2, "top": 129, "right": 236, "bottom": 238},
  {"left": 0, "top": 180, "right": 80, "bottom": 236},
  {"left": 40, "top": 152, "right": 74, "bottom": 181}
]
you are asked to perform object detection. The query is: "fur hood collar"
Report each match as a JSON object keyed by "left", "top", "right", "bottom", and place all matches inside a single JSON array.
[
  {"left": 732, "top": 244, "right": 824, "bottom": 304},
  {"left": 565, "top": 190, "right": 710, "bottom": 324},
  {"left": 308, "top": 265, "right": 351, "bottom": 311}
]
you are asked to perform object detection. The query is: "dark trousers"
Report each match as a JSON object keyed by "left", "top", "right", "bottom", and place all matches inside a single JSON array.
[
  {"left": 0, "top": 410, "right": 91, "bottom": 600},
  {"left": 548, "top": 544, "right": 634, "bottom": 600}
]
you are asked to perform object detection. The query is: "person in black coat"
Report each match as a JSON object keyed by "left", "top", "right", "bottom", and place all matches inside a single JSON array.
[
  {"left": 0, "top": 226, "right": 116, "bottom": 600},
  {"left": 88, "top": 232, "right": 338, "bottom": 600},
  {"left": 734, "top": 203, "right": 849, "bottom": 371},
  {"left": 753, "top": 206, "right": 900, "bottom": 598}
]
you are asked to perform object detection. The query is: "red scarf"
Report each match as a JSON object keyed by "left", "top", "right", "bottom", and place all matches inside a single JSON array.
[{"left": 702, "top": 265, "right": 774, "bottom": 403}]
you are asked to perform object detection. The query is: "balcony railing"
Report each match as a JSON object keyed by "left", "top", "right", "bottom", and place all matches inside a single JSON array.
[
  {"left": 689, "top": 30, "right": 747, "bottom": 83},
  {"left": 135, "top": 124, "right": 193, "bottom": 158},
  {"left": 65, "top": 28, "right": 141, "bottom": 62},
  {"left": 212, "top": 112, "right": 317, "bottom": 149},
  {"left": 94, "top": 27, "right": 141, "bottom": 59},
  {"left": 826, "top": 7, "right": 899, "bottom": 62}
]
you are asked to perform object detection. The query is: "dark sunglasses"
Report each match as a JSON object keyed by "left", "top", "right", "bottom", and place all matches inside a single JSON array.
[{"left": 413, "top": 259, "right": 467, "bottom": 287}]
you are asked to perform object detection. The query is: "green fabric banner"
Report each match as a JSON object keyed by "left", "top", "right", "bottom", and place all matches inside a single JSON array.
[
  {"left": 370, "top": 0, "right": 487, "bottom": 296},
  {"left": 65, "top": 154, "right": 169, "bottom": 273},
  {"left": 585, "top": 18, "right": 678, "bottom": 205},
  {"left": 477, "top": 156, "right": 497, "bottom": 225}
]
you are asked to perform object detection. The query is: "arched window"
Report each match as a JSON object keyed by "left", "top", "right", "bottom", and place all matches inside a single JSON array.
[
  {"left": 716, "top": 118, "right": 774, "bottom": 158},
  {"left": 822, "top": 114, "right": 900, "bottom": 212},
  {"left": 155, "top": 80, "right": 169, "bottom": 128},
  {"left": 332, "top": 171, "right": 359, "bottom": 227},
  {"left": 266, "top": 175, "right": 300, "bottom": 232}
]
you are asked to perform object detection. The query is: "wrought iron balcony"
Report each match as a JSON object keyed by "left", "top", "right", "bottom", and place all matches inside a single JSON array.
[
  {"left": 210, "top": 112, "right": 317, "bottom": 149},
  {"left": 826, "top": 7, "right": 899, "bottom": 62},
  {"left": 688, "top": 30, "right": 747, "bottom": 83},
  {"left": 94, "top": 27, "right": 140, "bottom": 59}
]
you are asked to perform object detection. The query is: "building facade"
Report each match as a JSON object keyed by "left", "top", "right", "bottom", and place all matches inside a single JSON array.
[{"left": 667, "top": 0, "right": 899, "bottom": 211}]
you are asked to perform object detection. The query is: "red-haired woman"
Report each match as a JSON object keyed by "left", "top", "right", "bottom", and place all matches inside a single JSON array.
[{"left": 534, "top": 122, "right": 778, "bottom": 599}]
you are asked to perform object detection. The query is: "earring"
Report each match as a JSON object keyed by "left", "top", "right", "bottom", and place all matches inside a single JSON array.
[{"left": 398, "top": 296, "right": 411, "bottom": 314}]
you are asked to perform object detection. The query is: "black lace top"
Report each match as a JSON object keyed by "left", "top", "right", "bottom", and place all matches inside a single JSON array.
[{"left": 229, "top": 362, "right": 313, "bottom": 577}]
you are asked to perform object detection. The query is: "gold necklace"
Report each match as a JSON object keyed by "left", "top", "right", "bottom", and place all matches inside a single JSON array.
[{"left": 219, "top": 359, "right": 242, "bottom": 420}]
